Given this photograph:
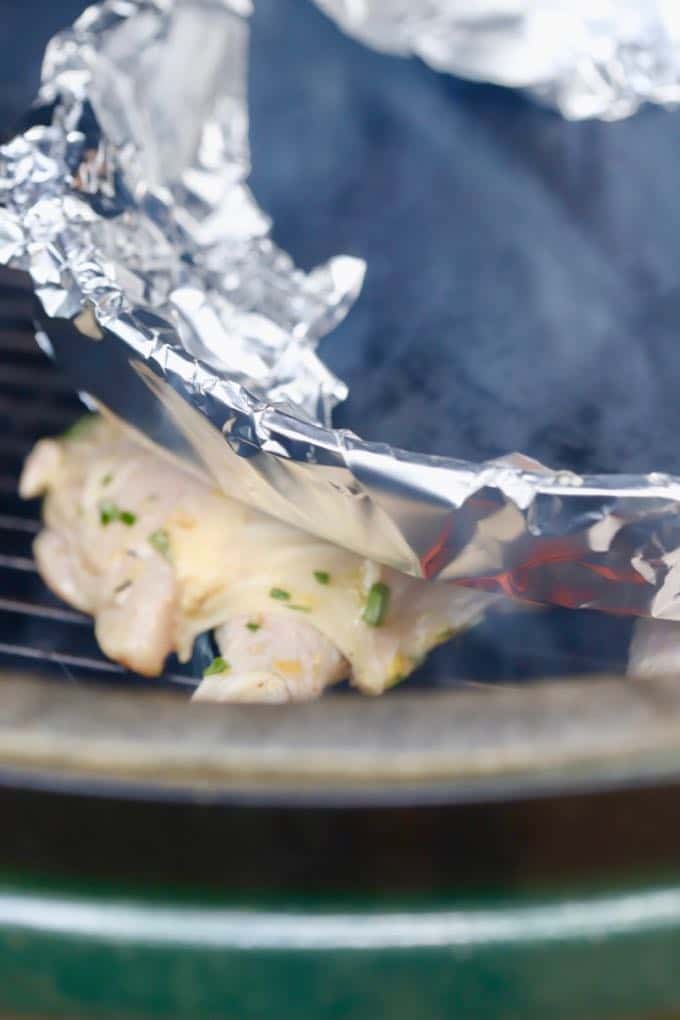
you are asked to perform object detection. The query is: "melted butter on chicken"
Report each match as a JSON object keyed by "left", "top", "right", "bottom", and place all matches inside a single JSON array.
[{"left": 20, "top": 416, "right": 496, "bottom": 701}]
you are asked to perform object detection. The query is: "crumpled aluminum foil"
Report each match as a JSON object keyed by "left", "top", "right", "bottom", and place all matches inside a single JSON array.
[
  {"left": 4, "top": 0, "right": 680, "bottom": 622},
  {"left": 1, "top": 0, "right": 364, "bottom": 425},
  {"left": 312, "top": 0, "right": 680, "bottom": 120}
]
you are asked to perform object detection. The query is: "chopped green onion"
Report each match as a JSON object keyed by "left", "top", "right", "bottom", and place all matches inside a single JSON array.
[
  {"left": 286, "top": 604, "right": 311, "bottom": 613},
  {"left": 203, "top": 656, "right": 230, "bottom": 677},
  {"left": 313, "top": 570, "right": 331, "bottom": 585},
  {"left": 269, "top": 587, "right": 291, "bottom": 601},
  {"left": 362, "top": 582, "right": 391, "bottom": 627},
  {"left": 100, "top": 473, "right": 113, "bottom": 487},
  {"left": 246, "top": 621, "right": 261, "bottom": 632},
  {"left": 148, "top": 528, "right": 171, "bottom": 560},
  {"left": 99, "top": 501, "right": 136, "bottom": 527},
  {"left": 99, "top": 501, "right": 117, "bottom": 525},
  {"left": 62, "top": 413, "right": 98, "bottom": 440}
]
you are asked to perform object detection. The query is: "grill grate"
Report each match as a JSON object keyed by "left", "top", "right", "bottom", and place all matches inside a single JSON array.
[
  {"left": 0, "top": 271, "right": 195, "bottom": 691},
  {"left": 0, "top": 271, "right": 634, "bottom": 693}
]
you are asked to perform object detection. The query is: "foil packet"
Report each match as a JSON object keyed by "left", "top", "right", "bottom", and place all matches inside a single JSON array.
[
  {"left": 312, "top": 0, "right": 680, "bottom": 120},
  {"left": 3, "top": 0, "right": 680, "bottom": 622}
]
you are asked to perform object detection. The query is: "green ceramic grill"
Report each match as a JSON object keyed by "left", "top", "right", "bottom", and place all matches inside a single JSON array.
[
  {"left": 4, "top": 271, "right": 680, "bottom": 1019},
  {"left": 4, "top": 0, "right": 680, "bottom": 1009}
]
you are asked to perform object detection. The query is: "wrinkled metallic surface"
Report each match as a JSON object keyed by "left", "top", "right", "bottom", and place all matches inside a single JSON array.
[
  {"left": 4, "top": 0, "right": 680, "bottom": 620},
  {"left": 1, "top": 0, "right": 364, "bottom": 425},
  {"left": 312, "top": 0, "right": 680, "bottom": 120}
]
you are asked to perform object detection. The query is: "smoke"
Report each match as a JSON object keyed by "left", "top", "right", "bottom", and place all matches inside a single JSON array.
[
  {"left": 247, "top": 0, "right": 677, "bottom": 679},
  {"left": 250, "top": 0, "right": 680, "bottom": 477}
]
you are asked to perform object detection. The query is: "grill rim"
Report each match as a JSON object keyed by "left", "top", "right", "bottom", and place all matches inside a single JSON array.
[{"left": 0, "top": 668, "right": 680, "bottom": 807}]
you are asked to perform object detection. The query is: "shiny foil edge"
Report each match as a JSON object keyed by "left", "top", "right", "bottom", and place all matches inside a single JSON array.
[{"left": 312, "top": 0, "right": 680, "bottom": 121}]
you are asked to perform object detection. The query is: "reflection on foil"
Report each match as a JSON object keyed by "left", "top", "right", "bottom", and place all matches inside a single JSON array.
[
  {"left": 0, "top": 0, "right": 364, "bottom": 424},
  {"left": 4, "top": 0, "right": 680, "bottom": 622},
  {"left": 312, "top": 0, "right": 680, "bottom": 120}
]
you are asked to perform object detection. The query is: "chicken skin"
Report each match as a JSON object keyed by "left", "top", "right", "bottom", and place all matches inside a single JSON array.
[{"left": 21, "top": 416, "right": 495, "bottom": 701}]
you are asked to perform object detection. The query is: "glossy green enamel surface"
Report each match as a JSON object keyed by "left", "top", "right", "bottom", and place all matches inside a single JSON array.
[{"left": 1, "top": 879, "right": 680, "bottom": 1019}]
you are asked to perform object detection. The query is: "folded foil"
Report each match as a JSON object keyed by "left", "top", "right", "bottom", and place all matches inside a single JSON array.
[
  {"left": 4, "top": 0, "right": 680, "bottom": 622},
  {"left": 313, "top": 0, "right": 680, "bottom": 120}
]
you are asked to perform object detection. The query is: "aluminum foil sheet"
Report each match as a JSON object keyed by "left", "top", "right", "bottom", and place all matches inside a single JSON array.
[
  {"left": 4, "top": 0, "right": 680, "bottom": 622},
  {"left": 1, "top": 0, "right": 365, "bottom": 425},
  {"left": 312, "top": 0, "right": 680, "bottom": 120}
]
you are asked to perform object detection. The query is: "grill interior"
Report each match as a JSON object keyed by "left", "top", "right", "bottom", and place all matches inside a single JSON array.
[
  {"left": 0, "top": 275, "right": 677, "bottom": 815},
  {"left": 0, "top": 269, "right": 194, "bottom": 692},
  {"left": 0, "top": 270, "right": 639, "bottom": 694}
]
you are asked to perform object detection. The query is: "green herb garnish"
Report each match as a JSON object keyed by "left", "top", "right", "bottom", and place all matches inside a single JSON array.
[
  {"left": 269, "top": 587, "right": 291, "bottom": 601},
  {"left": 62, "top": 413, "right": 98, "bottom": 441},
  {"left": 100, "top": 473, "right": 113, "bottom": 487},
  {"left": 313, "top": 570, "right": 330, "bottom": 585},
  {"left": 148, "top": 528, "right": 171, "bottom": 560},
  {"left": 99, "top": 502, "right": 117, "bottom": 525},
  {"left": 362, "top": 582, "right": 391, "bottom": 627},
  {"left": 203, "top": 656, "right": 230, "bottom": 677},
  {"left": 99, "top": 501, "right": 137, "bottom": 527},
  {"left": 286, "top": 604, "right": 311, "bottom": 613},
  {"left": 246, "top": 621, "right": 261, "bottom": 632}
]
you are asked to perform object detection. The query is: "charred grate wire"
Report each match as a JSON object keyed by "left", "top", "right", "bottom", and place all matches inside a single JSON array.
[{"left": 0, "top": 274, "right": 195, "bottom": 690}]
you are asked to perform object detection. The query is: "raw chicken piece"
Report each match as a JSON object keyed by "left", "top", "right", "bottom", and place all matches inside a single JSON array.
[
  {"left": 201, "top": 614, "right": 348, "bottom": 703},
  {"left": 20, "top": 415, "right": 496, "bottom": 701}
]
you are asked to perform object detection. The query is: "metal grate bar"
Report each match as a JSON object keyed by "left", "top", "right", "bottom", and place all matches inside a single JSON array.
[
  {"left": 0, "top": 515, "right": 40, "bottom": 533},
  {"left": 0, "top": 318, "right": 36, "bottom": 336},
  {"left": 0, "top": 394, "right": 73, "bottom": 426},
  {"left": 0, "top": 639, "right": 130, "bottom": 674},
  {"left": 0, "top": 281, "right": 32, "bottom": 301},
  {"left": 0, "top": 641, "right": 195, "bottom": 687},
  {"left": 0, "top": 300, "right": 34, "bottom": 317},
  {"left": 0, "top": 554, "right": 38, "bottom": 572},
  {"left": 0, "top": 295, "right": 198, "bottom": 692},
  {"left": 0, "top": 596, "right": 89, "bottom": 625},
  {"left": 0, "top": 330, "right": 41, "bottom": 354},
  {"left": 1, "top": 363, "right": 72, "bottom": 392}
]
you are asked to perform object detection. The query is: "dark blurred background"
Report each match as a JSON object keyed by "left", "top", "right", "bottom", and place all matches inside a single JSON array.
[{"left": 6, "top": 0, "right": 680, "bottom": 682}]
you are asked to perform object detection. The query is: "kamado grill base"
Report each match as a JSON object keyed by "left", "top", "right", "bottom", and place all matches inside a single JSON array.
[
  {"left": 4, "top": 272, "right": 680, "bottom": 1018},
  {"left": 5, "top": 0, "right": 680, "bottom": 1013},
  {"left": 2, "top": 757, "right": 680, "bottom": 1019}
]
